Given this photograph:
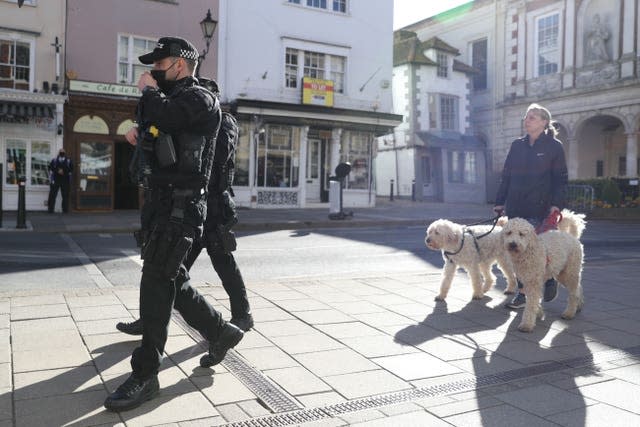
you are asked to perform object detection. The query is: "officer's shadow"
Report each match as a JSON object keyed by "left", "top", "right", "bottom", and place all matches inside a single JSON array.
[
  {"left": 7, "top": 338, "right": 215, "bottom": 426},
  {"left": 394, "top": 294, "right": 592, "bottom": 425}
]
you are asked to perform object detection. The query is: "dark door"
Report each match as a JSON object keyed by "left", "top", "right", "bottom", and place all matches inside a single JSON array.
[{"left": 114, "top": 142, "right": 138, "bottom": 209}]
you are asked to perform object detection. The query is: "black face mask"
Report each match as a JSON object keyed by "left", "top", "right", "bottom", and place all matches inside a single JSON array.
[{"left": 150, "top": 60, "right": 179, "bottom": 94}]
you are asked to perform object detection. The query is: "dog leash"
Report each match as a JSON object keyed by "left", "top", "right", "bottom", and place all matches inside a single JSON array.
[
  {"left": 443, "top": 214, "right": 502, "bottom": 262},
  {"left": 467, "top": 214, "right": 502, "bottom": 240}
]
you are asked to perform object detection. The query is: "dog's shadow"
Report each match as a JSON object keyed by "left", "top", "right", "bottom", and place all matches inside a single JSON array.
[{"left": 395, "top": 294, "right": 591, "bottom": 425}]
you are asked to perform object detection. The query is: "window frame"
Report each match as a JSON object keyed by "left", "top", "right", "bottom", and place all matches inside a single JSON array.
[
  {"left": 534, "top": 11, "right": 560, "bottom": 77},
  {"left": 436, "top": 52, "right": 449, "bottom": 78},
  {"left": 284, "top": 47, "right": 346, "bottom": 93},
  {"left": 439, "top": 94, "right": 459, "bottom": 131},
  {"left": 0, "top": 34, "right": 35, "bottom": 92},
  {"left": 117, "top": 34, "right": 155, "bottom": 85},
  {"left": 339, "top": 131, "right": 372, "bottom": 190},
  {"left": 470, "top": 38, "right": 488, "bottom": 91},
  {"left": 286, "top": 0, "right": 347, "bottom": 13}
]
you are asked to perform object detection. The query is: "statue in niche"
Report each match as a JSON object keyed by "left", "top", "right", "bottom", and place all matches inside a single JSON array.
[{"left": 586, "top": 13, "right": 610, "bottom": 64}]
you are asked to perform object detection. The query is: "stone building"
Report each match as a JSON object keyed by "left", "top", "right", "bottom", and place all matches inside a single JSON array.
[{"left": 398, "top": 0, "right": 640, "bottom": 202}]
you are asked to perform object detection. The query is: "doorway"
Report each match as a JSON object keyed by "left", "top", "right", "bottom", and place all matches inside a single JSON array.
[
  {"left": 305, "top": 139, "right": 321, "bottom": 202},
  {"left": 114, "top": 142, "right": 138, "bottom": 209}
]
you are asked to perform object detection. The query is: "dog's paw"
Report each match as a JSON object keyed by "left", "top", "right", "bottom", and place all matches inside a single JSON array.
[
  {"left": 518, "top": 323, "right": 534, "bottom": 333},
  {"left": 503, "top": 289, "right": 515, "bottom": 295},
  {"left": 472, "top": 294, "right": 484, "bottom": 300},
  {"left": 561, "top": 311, "right": 576, "bottom": 320},
  {"left": 434, "top": 295, "right": 446, "bottom": 302}
]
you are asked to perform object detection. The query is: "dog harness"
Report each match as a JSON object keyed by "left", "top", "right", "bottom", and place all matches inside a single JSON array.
[{"left": 443, "top": 229, "right": 481, "bottom": 263}]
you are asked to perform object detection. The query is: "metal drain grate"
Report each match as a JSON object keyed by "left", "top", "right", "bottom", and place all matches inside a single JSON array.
[
  {"left": 171, "top": 311, "right": 302, "bottom": 413},
  {"left": 220, "top": 345, "right": 640, "bottom": 426}
]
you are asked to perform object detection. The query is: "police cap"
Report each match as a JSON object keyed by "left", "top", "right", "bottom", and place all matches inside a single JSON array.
[{"left": 139, "top": 36, "right": 199, "bottom": 64}]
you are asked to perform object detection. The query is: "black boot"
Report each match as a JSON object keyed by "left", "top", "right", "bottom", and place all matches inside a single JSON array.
[
  {"left": 200, "top": 322, "right": 244, "bottom": 368},
  {"left": 230, "top": 313, "right": 254, "bottom": 332},
  {"left": 116, "top": 318, "right": 143, "bottom": 335},
  {"left": 104, "top": 374, "right": 159, "bottom": 412}
]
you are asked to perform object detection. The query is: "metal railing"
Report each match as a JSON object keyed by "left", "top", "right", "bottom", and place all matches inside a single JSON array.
[{"left": 566, "top": 184, "right": 594, "bottom": 212}]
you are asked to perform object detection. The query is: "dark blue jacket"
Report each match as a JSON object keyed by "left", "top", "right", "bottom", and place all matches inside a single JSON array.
[{"left": 495, "top": 130, "right": 568, "bottom": 221}]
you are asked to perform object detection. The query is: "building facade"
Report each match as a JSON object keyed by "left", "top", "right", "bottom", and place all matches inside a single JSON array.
[
  {"left": 401, "top": 0, "right": 640, "bottom": 203},
  {"left": 0, "top": 0, "right": 67, "bottom": 211},
  {"left": 379, "top": 31, "right": 486, "bottom": 203},
  {"left": 215, "top": 0, "right": 401, "bottom": 209},
  {"left": 64, "top": 0, "right": 214, "bottom": 211}
]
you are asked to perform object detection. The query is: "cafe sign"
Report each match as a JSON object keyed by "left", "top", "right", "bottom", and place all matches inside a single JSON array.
[{"left": 69, "top": 80, "right": 141, "bottom": 97}]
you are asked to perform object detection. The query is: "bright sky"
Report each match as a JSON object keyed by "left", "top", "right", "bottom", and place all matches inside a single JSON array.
[{"left": 393, "top": 0, "right": 474, "bottom": 30}]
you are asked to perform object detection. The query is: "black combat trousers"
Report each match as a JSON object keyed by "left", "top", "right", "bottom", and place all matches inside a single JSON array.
[
  {"left": 183, "top": 237, "right": 251, "bottom": 319},
  {"left": 130, "top": 190, "right": 225, "bottom": 380}
]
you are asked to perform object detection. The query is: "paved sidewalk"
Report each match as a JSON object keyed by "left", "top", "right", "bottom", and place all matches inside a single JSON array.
[{"left": 1, "top": 200, "right": 640, "bottom": 426}]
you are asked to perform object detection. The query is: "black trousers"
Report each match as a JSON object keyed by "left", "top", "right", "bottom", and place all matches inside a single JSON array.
[
  {"left": 47, "top": 180, "right": 69, "bottom": 213},
  {"left": 183, "top": 235, "right": 251, "bottom": 319},
  {"left": 131, "top": 195, "right": 225, "bottom": 380}
]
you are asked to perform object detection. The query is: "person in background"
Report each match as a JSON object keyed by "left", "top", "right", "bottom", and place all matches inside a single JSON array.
[
  {"left": 47, "top": 148, "right": 73, "bottom": 213},
  {"left": 494, "top": 103, "right": 568, "bottom": 309}
]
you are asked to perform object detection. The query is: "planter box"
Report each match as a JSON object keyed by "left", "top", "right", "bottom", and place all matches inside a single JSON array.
[{"left": 587, "top": 207, "right": 640, "bottom": 219}]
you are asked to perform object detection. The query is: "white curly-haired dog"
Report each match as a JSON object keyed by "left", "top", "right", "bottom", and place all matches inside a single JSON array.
[
  {"left": 556, "top": 209, "right": 587, "bottom": 239},
  {"left": 425, "top": 219, "right": 517, "bottom": 301},
  {"left": 501, "top": 217, "right": 584, "bottom": 332}
]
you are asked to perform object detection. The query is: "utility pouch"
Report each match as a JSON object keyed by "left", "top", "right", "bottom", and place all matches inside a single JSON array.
[
  {"left": 216, "top": 224, "right": 237, "bottom": 252},
  {"left": 164, "top": 233, "right": 193, "bottom": 279},
  {"left": 155, "top": 132, "right": 177, "bottom": 168}
]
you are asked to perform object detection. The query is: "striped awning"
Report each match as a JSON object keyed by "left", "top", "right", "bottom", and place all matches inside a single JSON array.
[{"left": 0, "top": 102, "right": 54, "bottom": 119}]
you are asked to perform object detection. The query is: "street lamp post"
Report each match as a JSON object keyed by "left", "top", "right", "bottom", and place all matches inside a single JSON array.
[{"left": 196, "top": 9, "right": 217, "bottom": 77}]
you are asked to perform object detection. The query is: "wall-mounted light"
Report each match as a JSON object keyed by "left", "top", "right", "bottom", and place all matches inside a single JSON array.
[{"left": 57, "top": 123, "right": 63, "bottom": 135}]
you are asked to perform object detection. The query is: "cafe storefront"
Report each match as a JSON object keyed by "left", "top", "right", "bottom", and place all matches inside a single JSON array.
[{"left": 64, "top": 80, "right": 137, "bottom": 211}]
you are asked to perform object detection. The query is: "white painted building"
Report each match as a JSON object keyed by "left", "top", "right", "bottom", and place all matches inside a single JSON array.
[
  {"left": 378, "top": 31, "right": 486, "bottom": 203},
  {"left": 0, "top": 0, "right": 67, "bottom": 211},
  {"left": 399, "top": 0, "right": 640, "bottom": 203},
  {"left": 215, "top": 0, "right": 401, "bottom": 208}
]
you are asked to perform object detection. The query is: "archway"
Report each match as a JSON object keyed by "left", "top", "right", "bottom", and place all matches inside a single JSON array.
[{"left": 574, "top": 115, "right": 625, "bottom": 178}]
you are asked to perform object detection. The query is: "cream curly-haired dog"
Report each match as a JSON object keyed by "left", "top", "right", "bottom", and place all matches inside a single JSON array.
[
  {"left": 501, "top": 217, "right": 584, "bottom": 332},
  {"left": 425, "top": 219, "right": 517, "bottom": 301}
]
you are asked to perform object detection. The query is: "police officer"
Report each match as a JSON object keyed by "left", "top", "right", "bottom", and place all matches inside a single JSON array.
[
  {"left": 47, "top": 148, "right": 73, "bottom": 213},
  {"left": 116, "top": 99, "right": 253, "bottom": 336},
  {"left": 104, "top": 37, "right": 243, "bottom": 412}
]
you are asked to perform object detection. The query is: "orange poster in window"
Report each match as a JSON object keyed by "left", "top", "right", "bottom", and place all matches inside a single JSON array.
[{"left": 302, "top": 77, "right": 334, "bottom": 107}]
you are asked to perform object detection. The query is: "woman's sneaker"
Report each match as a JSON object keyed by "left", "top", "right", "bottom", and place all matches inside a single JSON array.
[
  {"left": 505, "top": 292, "right": 527, "bottom": 309},
  {"left": 543, "top": 279, "right": 558, "bottom": 302}
]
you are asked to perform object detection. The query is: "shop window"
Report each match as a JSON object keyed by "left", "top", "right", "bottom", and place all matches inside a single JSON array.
[
  {"left": 448, "top": 150, "right": 477, "bottom": 184},
  {"left": 4, "top": 138, "right": 51, "bottom": 186},
  {"left": 234, "top": 122, "right": 251, "bottom": 186},
  {"left": 0, "top": 38, "right": 31, "bottom": 90},
  {"left": 340, "top": 132, "right": 371, "bottom": 190},
  {"left": 256, "top": 126, "right": 299, "bottom": 188},
  {"left": 31, "top": 140, "right": 51, "bottom": 185}
]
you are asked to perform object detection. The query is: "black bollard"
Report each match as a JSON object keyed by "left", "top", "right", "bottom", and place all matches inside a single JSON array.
[
  {"left": 390, "top": 179, "right": 394, "bottom": 201},
  {"left": 16, "top": 176, "right": 26, "bottom": 229},
  {"left": 411, "top": 179, "right": 416, "bottom": 201}
]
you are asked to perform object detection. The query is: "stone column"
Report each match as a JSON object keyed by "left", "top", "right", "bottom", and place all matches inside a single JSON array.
[
  {"left": 626, "top": 132, "right": 638, "bottom": 177},
  {"left": 567, "top": 136, "right": 579, "bottom": 179},
  {"left": 298, "top": 126, "right": 309, "bottom": 207}
]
